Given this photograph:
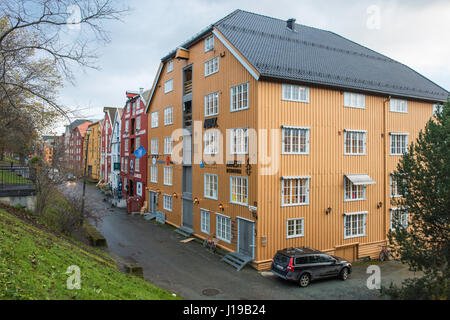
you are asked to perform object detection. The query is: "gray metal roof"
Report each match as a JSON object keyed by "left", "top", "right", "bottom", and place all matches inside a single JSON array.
[{"left": 214, "top": 10, "right": 448, "bottom": 102}]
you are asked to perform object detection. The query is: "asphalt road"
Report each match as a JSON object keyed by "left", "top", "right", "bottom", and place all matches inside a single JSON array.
[{"left": 62, "top": 181, "right": 419, "bottom": 300}]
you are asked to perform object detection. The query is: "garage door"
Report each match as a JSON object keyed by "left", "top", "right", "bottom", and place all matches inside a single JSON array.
[{"left": 335, "top": 245, "right": 357, "bottom": 262}]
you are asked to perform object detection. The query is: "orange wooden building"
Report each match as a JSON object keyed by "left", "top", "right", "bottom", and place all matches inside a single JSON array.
[{"left": 144, "top": 10, "right": 448, "bottom": 270}]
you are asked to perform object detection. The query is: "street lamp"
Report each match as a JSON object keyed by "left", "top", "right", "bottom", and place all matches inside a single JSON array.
[{"left": 80, "top": 128, "right": 92, "bottom": 224}]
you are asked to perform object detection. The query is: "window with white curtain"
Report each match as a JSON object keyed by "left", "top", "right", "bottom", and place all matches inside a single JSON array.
[
  {"left": 344, "top": 130, "right": 366, "bottom": 155},
  {"left": 282, "top": 127, "right": 310, "bottom": 154},
  {"left": 282, "top": 84, "right": 309, "bottom": 102},
  {"left": 230, "top": 127, "right": 248, "bottom": 154},
  {"left": 164, "top": 106, "right": 173, "bottom": 125},
  {"left": 390, "top": 98, "right": 408, "bottom": 113},
  {"left": 344, "top": 92, "right": 365, "bottom": 109},
  {"left": 164, "top": 79, "right": 173, "bottom": 93},
  {"left": 390, "top": 133, "right": 408, "bottom": 155},
  {"left": 204, "top": 130, "right": 219, "bottom": 155}
]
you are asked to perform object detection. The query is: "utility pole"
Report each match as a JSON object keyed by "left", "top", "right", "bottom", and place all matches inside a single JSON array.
[{"left": 80, "top": 128, "right": 91, "bottom": 223}]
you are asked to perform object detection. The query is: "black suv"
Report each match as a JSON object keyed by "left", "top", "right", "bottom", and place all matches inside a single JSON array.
[{"left": 271, "top": 247, "right": 352, "bottom": 287}]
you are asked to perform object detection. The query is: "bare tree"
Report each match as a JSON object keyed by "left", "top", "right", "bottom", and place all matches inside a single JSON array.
[{"left": 0, "top": 0, "right": 127, "bottom": 117}]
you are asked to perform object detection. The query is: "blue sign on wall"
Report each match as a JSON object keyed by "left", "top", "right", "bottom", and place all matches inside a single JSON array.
[{"left": 134, "top": 145, "right": 147, "bottom": 159}]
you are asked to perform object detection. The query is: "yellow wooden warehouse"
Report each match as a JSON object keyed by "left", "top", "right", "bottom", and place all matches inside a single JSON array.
[{"left": 144, "top": 10, "right": 448, "bottom": 270}]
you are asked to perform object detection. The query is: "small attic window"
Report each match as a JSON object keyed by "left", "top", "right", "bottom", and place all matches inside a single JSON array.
[
  {"left": 167, "top": 60, "right": 173, "bottom": 73},
  {"left": 205, "top": 35, "right": 214, "bottom": 52}
]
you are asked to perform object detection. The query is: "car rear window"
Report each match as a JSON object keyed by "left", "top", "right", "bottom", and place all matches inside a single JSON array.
[{"left": 274, "top": 253, "right": 290, "bottom": 266}]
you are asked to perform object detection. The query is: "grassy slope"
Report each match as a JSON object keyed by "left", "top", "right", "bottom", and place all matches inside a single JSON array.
[{"left": 0, "top": 208, "right": 179, "bottom": 300}]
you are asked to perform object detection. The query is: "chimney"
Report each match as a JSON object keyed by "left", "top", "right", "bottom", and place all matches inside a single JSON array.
[
  {"left": 286, "top": 18, "right": 296, "bottom": 31},
  {"left": 139, "top": 87, "right": 144, "bottom": 95}
]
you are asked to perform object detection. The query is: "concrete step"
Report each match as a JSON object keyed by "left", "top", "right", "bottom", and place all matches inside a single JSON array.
[{"left": 174, "top": 225, "right": 193, "bottom": 237}]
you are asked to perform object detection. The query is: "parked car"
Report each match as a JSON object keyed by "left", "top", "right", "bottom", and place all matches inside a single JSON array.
[
  {"left": 271, "top": 247, "right": 352, "bottom": 287},
  {"left": 67, "top": 173, "right": 75, "bottom": 181}
]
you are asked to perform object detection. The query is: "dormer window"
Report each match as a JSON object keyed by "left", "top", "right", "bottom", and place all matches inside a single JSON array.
[{"left": 205, "top": 35, "right": 214, "bottom": 52}]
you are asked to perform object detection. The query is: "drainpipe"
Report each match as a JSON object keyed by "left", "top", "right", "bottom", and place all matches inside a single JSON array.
[{"left": 383, "top": 97, "right": 390, "bottom": 242}]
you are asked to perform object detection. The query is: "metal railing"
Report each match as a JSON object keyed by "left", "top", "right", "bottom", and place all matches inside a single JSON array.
[{"left": 0, "top": 166, "right": 36, "bottom": 189}]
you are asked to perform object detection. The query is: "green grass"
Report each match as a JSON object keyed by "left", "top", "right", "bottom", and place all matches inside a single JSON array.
[
  {"left": 0, "top": 208, "right": 180, "bottom": 300},
  {"left": 0, "top": 170, "right": 31, "bottom": 184}
]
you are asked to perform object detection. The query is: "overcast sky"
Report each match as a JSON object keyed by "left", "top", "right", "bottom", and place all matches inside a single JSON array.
[{"left": 53, "top": 0, "right": 450, "bottom": 134}]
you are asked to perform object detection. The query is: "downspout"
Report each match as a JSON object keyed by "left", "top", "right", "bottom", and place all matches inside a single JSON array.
[{"left": 383, "top": 96, "right": 391, "bottom": 242}]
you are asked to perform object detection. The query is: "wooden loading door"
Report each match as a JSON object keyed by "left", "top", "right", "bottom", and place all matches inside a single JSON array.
[{"left": 335, "top": 245, "right": 357, "bottom": 262}]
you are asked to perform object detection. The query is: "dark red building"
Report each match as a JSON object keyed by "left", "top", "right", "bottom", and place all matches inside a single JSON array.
[
  {"left": 120, "top": 90, "right": 149, "bottom": 212},
  {"left": 68, "top": 121, "right": 91, "bottom": 175}
]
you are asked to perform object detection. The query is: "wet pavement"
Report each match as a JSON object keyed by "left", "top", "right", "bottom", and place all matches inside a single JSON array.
[{"left": 62, "top": 181, "right": 419, "bottom": 300}]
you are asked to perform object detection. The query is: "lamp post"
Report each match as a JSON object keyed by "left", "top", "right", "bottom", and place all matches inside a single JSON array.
[{"left": 80, "top": 128, "right": 91, "bottom": 223}]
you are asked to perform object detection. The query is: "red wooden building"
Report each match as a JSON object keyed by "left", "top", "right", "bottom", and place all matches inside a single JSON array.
[
  {"left": 68, "top": 121, "right": 91, "bottom": 176},
  {"left": 120, "top": 90, "right": 150, "bottom": 212}
]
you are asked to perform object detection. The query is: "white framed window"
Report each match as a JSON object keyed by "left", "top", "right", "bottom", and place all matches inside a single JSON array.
[
  {"left": 390, "top": 174, "right": 402, "bottom": 198},
  {"left": 125, "top": 120, "right": 129, "bottom": 133},
  {"left": 230, "top": 82, "right": 248, "bottom": 112},
  {"left": 344, "top": 130, "right": 366, "bottom": 155},
  {"left": 136, "top": 137, "right": 140, "bottom": 149},
  {"left": 164, "top": 106, "right": 173, "bottom": 125},
  {"left": 344, "top": 92, "right": 365, "bottom": 109},
  {"left": 390, "top": 208, "right": 408, "bottom": 231},
  {"left": 390, "top": 133, "right": 408, "bottom": 155},
  {"left": 136, "top": 115, "right": 141, "bottom": 131},
  {"left": 204, "top": 56, "right": 219, "bottom": 76},
  {"left": 204, "top": 174, "right": 218, "bottom": 200},
  {"left": 204, "top": 130, "right": 219, "bottom": 155},
  {"left": 205, "top": 35, "right": 214, "bottom": 52},
  {"left": 124, "top": 139, "right": 129, "bottom": 152},
  {"left": 230, "top": 127, "right": 248, "bottom": 154},
  {"left": 164, "top": 79, "right": 173, "bottom": 93},
  {"left": 216, "top": 213, "right": 231, "bottom": 243},
  {"left": 164, "top": 136, "right": 173, "bottom": 155},
  {"left": 344, "top": 177, "right": 365, "bottom": 201},
  {"left": 124, "top": 157, "right": 128, "bottom": 173},
  {"left": 205, "top": 91, "right": 219, "bottom": 116},
  {"left": 282, "top": 127, "right": 310, "bottom": 154},
  {"left": 164, "top": 166, "right": 173, "bottom": 186},
  {"left": 433, "top": 104, "right": 443, "bottom": 117},
  {"left": 282, "top": 84, "right": 309, "bottom": 103},
  {"left": 201, "top": 209, "right": 210, "bottom": 234},
  {"left": 135, "top": 157, "right": 140, "bottom": 172},
  {"left": 344, "top": 212, "right": 367, "bottom": 239},
  {"left": 151, "top": 138, "right": 159, "bottom": 155},
  {"left": 230, "top": 176, "right": 248, "bottom": 206},
  {"left": 132, "top": 101, "right": 136, "bottom": 115},
  {"left": 167, "top": 60, "right": 173, "bottom": 73},
  {"left": 286, "top": 218, "right": 304, "bottom": 239},
  {"left": 163, "top": 194, "right": 172, "bottom": 211},
  {"left": 150, "top": 165, "right": 157, "bottom": 183},
  {"left": 151, "top": 111, "right": 158, "bottom": 128},
  {"left": 281, "top": 177, "right": 310, "bottom": 206},
  {"left": 390, "top": 98, "right": 408, "bottom": 113}
]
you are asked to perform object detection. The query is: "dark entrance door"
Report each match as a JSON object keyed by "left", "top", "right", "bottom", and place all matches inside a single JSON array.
[
  {"left": 149, "top": 191, "right": 157, "bottom": 214},
  {"left": 129, "top": 180, "right": 134, "bottom": 196},
  {"left": 238, "top": 218, "right": 255, "bottom": 258}
]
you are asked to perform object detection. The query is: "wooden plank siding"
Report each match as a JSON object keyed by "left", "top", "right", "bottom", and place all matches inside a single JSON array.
[
  {"left": 255, "top": 81, "right": 435, "bottom": 268},
  {"left": 147, "top": 31, "right": 436, "bottom": 270},
  {"left": 146, "top": 30, "right": 258, "bottom": 252}
]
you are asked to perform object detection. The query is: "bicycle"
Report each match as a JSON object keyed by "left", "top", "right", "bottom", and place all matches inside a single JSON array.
[
  {"left": 379, "top": 245, "right": 392, "bottom": 261},
  {"left": 203, "top": 235, "right": 219, "bottom": 254}
]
